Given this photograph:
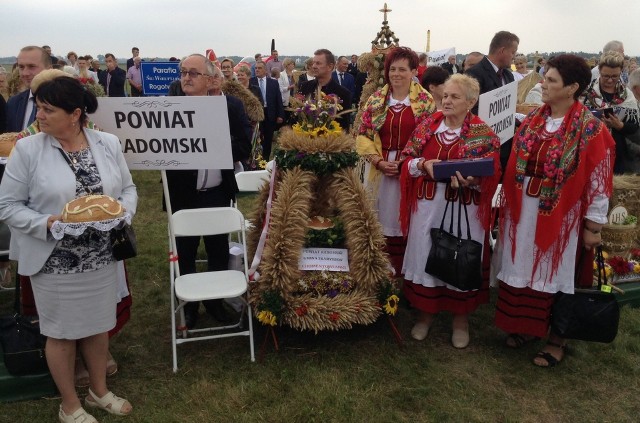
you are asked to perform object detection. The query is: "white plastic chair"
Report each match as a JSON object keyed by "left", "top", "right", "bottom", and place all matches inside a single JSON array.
[
  {"left": 235, "top": 170, "right": 269, "bottom": 193},
  {"left": 169, "top": 207, "right": 255, "bottom": 372}
]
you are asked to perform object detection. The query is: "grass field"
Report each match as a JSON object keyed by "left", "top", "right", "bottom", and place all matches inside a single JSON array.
[{"left": 1, "top": 169, "right": 640, "bottom": 422}]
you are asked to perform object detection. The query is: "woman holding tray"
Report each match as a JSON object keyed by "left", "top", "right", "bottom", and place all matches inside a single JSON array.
[
  {"left": 494, "top": 54, "right": 615, "bottom": 367},
  {"left": 399, "top": 74, "right": 501, "bottom": 348},
  {"left": 0, "top": 75, "right": 136, "bottom": 421},
  {"left": 356, "top": 47, "right": 436, "bottom": 275}
]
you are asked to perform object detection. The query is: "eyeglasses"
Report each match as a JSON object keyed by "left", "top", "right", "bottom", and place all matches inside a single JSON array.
[
  {"left": 600, "top": 74, "right": 621, "bottom": 81},
  {"left": 180, "top": 70, "right": 209, "bottom": 78}
]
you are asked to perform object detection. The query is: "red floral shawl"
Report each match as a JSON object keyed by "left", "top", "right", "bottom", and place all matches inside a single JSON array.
[
  {"left": 399, "top": 111, "right": 501, "bottom": 235},
  {"left": 500, "top": 101, "right": 615, "bottom": 278}
]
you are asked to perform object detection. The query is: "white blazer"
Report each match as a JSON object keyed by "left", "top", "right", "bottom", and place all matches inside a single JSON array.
[{"left": 0, "top": 128, "right": 137, "bottom": 276}]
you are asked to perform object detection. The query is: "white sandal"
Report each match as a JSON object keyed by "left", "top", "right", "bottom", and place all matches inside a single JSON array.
[
  {"left": 85, "top": 388, "right": 132, "bottom": 416},
  {"left": 58, "top": 405, "right": 98, "bottom": 423}
]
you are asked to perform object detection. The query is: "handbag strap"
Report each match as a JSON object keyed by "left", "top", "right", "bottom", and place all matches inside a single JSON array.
[
  {"left": 13, "top": 268, "right": 21, "bottom": 315},
  {"left": 456, "top": 186, "right": 473, "bottom": 240},
  {"left": 595, "top": 245, "right": 607, "bottom": 290},
  {"left": 58, "top": 148, "right": 93, "bottom": 195},
  {"left": 438, "top": 184, "right": 455, "bottom": 233}
]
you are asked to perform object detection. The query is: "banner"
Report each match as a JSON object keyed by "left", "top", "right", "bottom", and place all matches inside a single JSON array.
[
  {"left": 477, "top": 81, "right": 518, "bottom": 144},
  {"left": 140, "top": 62, "right": 180, "bottom": 96},
  {"left": 427, "top": 47, "right": 455, "bottom": 67},
  {"left": 90, "top": 97, "right": 233, "bottom": 170}
]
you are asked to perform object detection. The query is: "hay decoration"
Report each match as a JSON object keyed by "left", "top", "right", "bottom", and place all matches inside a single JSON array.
[
  {"left": 352, "top": 52, "right": 386, "bottom": 136},
  {"left": 221, "top": 79, "right": 265, "bottom": 123}
]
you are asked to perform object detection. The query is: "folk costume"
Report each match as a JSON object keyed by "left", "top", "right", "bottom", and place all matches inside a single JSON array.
[
  {"left": 580, "top": 79, "right": 639, "bottom": 174},
  {"left": 356, "top": 81, "right": 435, "bottom": 274},
  {"left": 494, "top": 101, "right": 615, "bottom": 338},
  {"left": 399, "top": 111, "right": 501, "bottom": 315}
]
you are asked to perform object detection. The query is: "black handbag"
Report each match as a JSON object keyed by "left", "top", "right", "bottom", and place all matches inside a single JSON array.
[
  {"left": 0, "top": 276, "right": 49, "bottom": 376},
  {"left": 551, "top": 246, "right": 620, "bottom": 343},
  {"left": 425, "top": 186, "right": 483, "bottom": 291},
  {"left": 111, "top": 224, "right": 137, "bottom": 261}
]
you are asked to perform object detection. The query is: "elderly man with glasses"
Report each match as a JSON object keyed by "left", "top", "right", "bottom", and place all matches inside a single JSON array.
[{"left": 165, "top": 54, "right": 251, "bottom": 329}]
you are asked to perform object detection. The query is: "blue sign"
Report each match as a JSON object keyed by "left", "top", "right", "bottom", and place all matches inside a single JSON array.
[{"left": 140, "top": 62, "right": 180, "bottom": 96}]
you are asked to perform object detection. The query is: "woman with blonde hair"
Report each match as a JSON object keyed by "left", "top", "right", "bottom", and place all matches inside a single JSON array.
[{"left": 399, "top": 74, "right": 501, "bottom": 348}]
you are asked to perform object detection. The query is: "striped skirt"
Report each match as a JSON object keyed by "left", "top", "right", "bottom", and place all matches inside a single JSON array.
[{"left": 494, "top": 282, "right": 554, "bottom": 338}]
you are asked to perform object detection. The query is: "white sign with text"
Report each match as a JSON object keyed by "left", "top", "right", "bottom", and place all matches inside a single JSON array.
[
  {"left": 299, "top": 248, "right": 350, "bottom": 272},
  {"left": 427, "top": 47, "right": 455, "bottom": 66},
  {"left": 90, "top": 96, "right": 233, "bottom": 170},
  {"left": 477, "top": 81, "right": 518, "bottom": 144}
]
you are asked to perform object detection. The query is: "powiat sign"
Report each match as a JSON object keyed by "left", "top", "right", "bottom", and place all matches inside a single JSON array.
[
  {"left": 477, "top": 81, "right": 518, "bottom": 144},
  {"left": 90, "top": 97, "right": 232, "bottom": 170}
]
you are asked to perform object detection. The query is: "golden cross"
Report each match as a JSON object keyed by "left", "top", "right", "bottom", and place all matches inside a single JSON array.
[{"left": 379, "top": 3, "right": 392, "bottom": 21}]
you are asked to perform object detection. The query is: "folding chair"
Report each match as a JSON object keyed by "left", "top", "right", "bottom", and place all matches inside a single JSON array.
[
  {"left": 235, "top": 170, "right": 269, "bottom": 194},
  {"left": 169, "top": 207, "right": 255, "bottom": 372}
]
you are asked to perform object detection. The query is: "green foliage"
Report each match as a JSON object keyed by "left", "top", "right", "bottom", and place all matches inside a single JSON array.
[
  {"left": 304, "top": 218, "right": 345, "bottom": 248},
  {"left": 274, "top": 148, "right": 360, "bottom": 176}
]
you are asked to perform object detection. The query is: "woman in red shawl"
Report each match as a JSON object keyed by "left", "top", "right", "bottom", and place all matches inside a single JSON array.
[
  {"left": 494, "top": 55, "right": 615, "bottom": 367},
  {"left": 399, "top": 74, "right": 501, "bottom": 349}
]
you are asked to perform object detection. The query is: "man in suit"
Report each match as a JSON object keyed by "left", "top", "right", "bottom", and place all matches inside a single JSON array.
[
  {"left": 165, "top": 54, "right": 251, "bottom": 329},
  {"left": 466, "top": 30, "right": 519, "bottom": 170},
  {"left": 250, "top": 61, "right": 284, "bottom": 160},
  {"left": 126, "top": 47, "right": 139, "bottom": 71},
  {"left": 347, "top": 54, "right": 359, "bottom": 77},
  {"left": 300, "top": 49, "right": 353, "bottom": 130},
  {"left": 99, "top": 53, "right": 126, "bottom": 97},
  {"left": 441, "top": 55, "right": 460, "bottom": 75},
  {"left": 6, "top": 46, "right": 52, "bottom": 132},
  {"left": 332, "top": 56, "right": 356, "bottom": 99}
]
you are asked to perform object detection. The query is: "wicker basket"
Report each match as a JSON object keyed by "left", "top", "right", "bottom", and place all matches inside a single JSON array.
[
  {"left": 602, "top": 224, "right": 638, "bottom": 257},
  {"left": 612, "top": 175, "right": 640, "bottom": 219}
]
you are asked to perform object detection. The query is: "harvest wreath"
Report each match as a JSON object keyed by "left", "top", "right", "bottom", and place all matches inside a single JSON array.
[{"left": 248, "top": 93, "right": 396, "bottom": 332}]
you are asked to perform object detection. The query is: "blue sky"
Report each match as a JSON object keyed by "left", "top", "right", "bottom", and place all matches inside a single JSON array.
[{"left": 2, "top": 0, "right": 638, "bottom": 59}]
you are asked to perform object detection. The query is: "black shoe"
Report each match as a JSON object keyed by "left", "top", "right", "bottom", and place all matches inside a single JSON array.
[
  {"left": 204, "top": 299, "right": 232, "bottom": 323},
  {"left": 184, "top": 303, "right": 199, "bottom": 329}
]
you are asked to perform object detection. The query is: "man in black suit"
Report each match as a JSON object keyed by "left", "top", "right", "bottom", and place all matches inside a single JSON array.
[
  {"left": 250, "top": 61, "right": 284, "bottom": 160},
  {"left": 166, "top": 54, "right": 251, "bottom": 329},
  {"left": 126, "top": 47, "right": 139, "bottom": 71},
  {"left": 300, "top": 49, "right": 353, "bottom": 130},
  {"left": 6, "top": 46, "right": 51, "bottom": 132},
  {"left": 347, "top": 54, "right": 359, "bottom": 78},
  {"left": 441, "top": 55, "right": 460, "bottom": 75},
  {"left": 98, "top": 53, "right": 126, "bottom": 97},
  {"left": 465, "top": 30, "right": 519, "bottom": 170},
  {"left": 332, "top": 56, "right": 356, "bottom": 99}
]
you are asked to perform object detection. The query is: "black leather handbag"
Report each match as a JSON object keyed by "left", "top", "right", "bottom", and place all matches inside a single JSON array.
[
  {"left": 0, "top": 277, "right": 49, "bottom": 376},
  {"left": 425, "top": 186, "right": 482, "bottom": 291},
  {"left": 111, "top": 224, "right": 138, "bottom": 261},
  {"left": 551, "top": 246, "right": 620, "bottom": 343}
]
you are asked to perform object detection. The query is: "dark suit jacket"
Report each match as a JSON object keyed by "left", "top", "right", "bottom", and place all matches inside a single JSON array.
[
  {"left": 98, "top": 67, "right": 127, "bottom": 97},
  {"left": 164, "top": 95, "right": 251, "bottom": 212},
  {"left": 331, "top": 71, "right": 356, "bottom": 97},
  {"left": 300, "top": 78, "right": 353, "bottom": 130},
  {"left": 347, "top": 63, "right": 358, "bottom": 78},
  {"left": 465, "top": 56, "right": 515, "bottom": 115},
  {"left": 249, "top": 76, "right": 284, "bottom": 124},
  {"left": 465, "top": 56, "right": 516, "bottom": 171},
  {"left": 5, "top": 90, "right": 30, "bottom": 132},
  {"left": 0, "top": 94, "right": 7, "bottom": 134},
  {"left": 441, "top": 62, "right": 460, "bottom": 75}
]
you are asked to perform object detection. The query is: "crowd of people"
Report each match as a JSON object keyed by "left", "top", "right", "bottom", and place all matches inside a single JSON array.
[{"left": 1, "top": 33, "right": 639, "bottom": 422}]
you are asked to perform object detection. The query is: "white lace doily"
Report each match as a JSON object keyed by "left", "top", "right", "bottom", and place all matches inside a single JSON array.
[{"left": 50, "top": 212, "right": 132, "bottom": 240}]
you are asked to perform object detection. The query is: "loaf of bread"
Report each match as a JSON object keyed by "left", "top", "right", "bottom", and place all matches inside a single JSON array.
[
  {"left": 62, "top": 195, "right": 124, "bottom": 223},
  {"left": 307, "top": 216, "right": 334, "bottom": 230},
  {"left": 0, "top": 132, "right": 18, "bottom": 157}
]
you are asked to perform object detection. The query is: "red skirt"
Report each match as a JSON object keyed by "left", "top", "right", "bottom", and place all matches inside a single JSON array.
[
  {"left": 494, "top": 282, "right": 554, "bottom": 338},
  {"left": 19, "top": 262, "right": 132, "bottom": 338},
  {"left": 384, "top": 236, "right": 406, "bottom": 277},
  {"left": 403, "top": 279, "right": 490, "bottom": 315}
]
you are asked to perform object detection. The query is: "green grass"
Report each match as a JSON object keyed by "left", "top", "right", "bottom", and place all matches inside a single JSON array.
[{"left": 1, "top": 170, "right": 640, "bottom": 422}]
